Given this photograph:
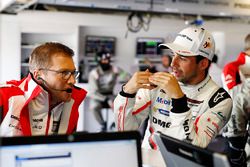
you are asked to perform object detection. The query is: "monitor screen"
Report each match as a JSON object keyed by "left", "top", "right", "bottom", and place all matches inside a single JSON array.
[
  {"left": 136, "top": 38, "right": 164, "bottom": 58},
  {"left": 154, "top": 132, "right": 230, "bottom": 167},
  {"left": 85, "top": 36, "right": 116, "bottom": 57},
  {"left": 0, "top": 131, "right": 142, "bottom": 167}
]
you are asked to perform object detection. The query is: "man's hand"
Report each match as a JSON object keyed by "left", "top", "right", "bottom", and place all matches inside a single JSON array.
[
  {"left": 123, "top": 69, "right": 156, "bottom": 94},
  {"left": 149, "top": 72, "right": 184, "bottom": 99}
]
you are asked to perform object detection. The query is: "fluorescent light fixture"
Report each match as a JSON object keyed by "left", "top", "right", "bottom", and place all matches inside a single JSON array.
[
  {"left": 0, "top": 0, "right": 14, "bottom": 11},
  {"left": 219, "top": 12, "right": 231, "bottom": 16},
  {"left": 165, "top": 8, "right": 179, "bottom": 13},
  {"left": 1, "top": 0, "right": 37, "bottom": 13}
]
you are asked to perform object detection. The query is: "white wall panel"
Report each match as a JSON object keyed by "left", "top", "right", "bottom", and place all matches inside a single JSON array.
[{"left": 0, "top": 14, "right": 20, "bottom": 82}]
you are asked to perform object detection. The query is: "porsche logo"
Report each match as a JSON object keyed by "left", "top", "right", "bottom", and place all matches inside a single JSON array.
[
  {"left": 203, "top": 41, "right": 210, "bottom": 48},
  {"left": 203, "top": 41, "right": 211, "bottom": 48}
]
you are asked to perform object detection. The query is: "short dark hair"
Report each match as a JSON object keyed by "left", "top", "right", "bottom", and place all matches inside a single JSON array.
[
  {"left": 212, "top": 54, "right": 218, "bottom": 63},
  {"left": 195, "top": 55, "right": 211, "bottom": 76},
  {"left": 95, "top": 51, "right": 111, "bottom": 62}
]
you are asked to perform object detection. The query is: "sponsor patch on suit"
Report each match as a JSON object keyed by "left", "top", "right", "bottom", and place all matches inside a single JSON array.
[{"left": 158, "top": 108, "right": 170, "bottom": 116}]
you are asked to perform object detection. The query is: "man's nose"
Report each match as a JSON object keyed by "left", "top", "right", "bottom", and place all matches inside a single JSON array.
[
  {"left": 68, "top": 74, "right": 76, "bottom": 85},
  {"left": 170, "top": 55, "right": 177, "bottom": 67}
]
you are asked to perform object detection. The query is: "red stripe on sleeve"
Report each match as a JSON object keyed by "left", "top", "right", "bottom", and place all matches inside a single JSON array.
[
  {"left": 118, "top": 98, "right": 129, "bottom": 131},
  {"left": 194, "top": 116, "right": 201, "bottom": 134},
  {"left": 132, "top": 101, "right": 151, "bottom": 115}
]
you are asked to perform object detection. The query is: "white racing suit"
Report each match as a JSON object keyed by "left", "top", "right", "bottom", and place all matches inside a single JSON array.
[
  {"left": 88, "top": 65, "right": 129, "bottom": 129},
  {"left": 223, "top": 78, "right": 250, "bottom": 167},
  {"left": 114, "top": 75, "right": 232, "bottom": 149}
]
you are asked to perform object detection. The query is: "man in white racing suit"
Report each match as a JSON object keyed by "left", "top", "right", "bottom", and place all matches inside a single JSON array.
[
  {"left": 222, "top": 34, "right": 250, "bottom": 96},
  {"left": 223, "top": 78, "right": 250, "bottom": 167},
  {"left": 88, "top": 51, "right": 129, "bottom": 131},
  {"left": 222, "top": 34, "right": 250, "bottom": 167},
  {"left": 113, "top": 26, "right": 232, "bottom": 150}
]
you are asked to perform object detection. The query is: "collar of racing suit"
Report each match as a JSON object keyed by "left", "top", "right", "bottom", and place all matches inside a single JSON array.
[
  {"left": 179, "top": 75, "right": 211, "bottom": 95},
  {"left": 236, "top": 52, "right": 248, "bottom": 65}
]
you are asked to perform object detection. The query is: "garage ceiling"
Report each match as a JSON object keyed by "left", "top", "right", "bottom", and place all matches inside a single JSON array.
[
  {"left": 1, "top": 0, "right": 250, "bottom": 18},
  {"left": 36, "top": 0, "right": 250, "bottom": 17}
]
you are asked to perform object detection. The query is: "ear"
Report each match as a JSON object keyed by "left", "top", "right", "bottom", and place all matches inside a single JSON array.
[
  {"left": 33, "top": 70, "right": 43, "bottom": 81},
  {"left": 198, "top": 58, "right": 209, "bottom": 71}
]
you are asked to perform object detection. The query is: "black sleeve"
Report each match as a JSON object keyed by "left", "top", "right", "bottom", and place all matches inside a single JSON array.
[
  {"left": 119, "top": 84, "right": 136, "bottom": 98},
  {"left": 227, "top": 136, "right": 248, "bottom": 167},
  {"left": 171, "top": 95, "right": 189, "bottom": 113}
]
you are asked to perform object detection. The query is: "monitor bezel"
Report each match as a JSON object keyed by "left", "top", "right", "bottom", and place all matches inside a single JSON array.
[
  {"left": 154, "top": 132, "right": 230, "bottom": 167},
  {"left": 136, "top": 37, "right": 164, "bottom": 58},
  {"left": 85, "top": 35, "right": 116, "bottom": 57},
  {"left": 1, "top": 131, "right": 143, "bottom": 167}
]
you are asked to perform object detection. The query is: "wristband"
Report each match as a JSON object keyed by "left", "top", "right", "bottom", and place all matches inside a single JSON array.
[
  {"left": 119, "top": 84, "right": 136, "bottom": 98},
  {"left": 171, "top": 95, "right": 189, "bottom": 113}
]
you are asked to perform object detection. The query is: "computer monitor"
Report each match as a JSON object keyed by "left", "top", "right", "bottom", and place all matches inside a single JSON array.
[
  {"left": 136, "top": 37, "right": 164, "bottom": 58},
  {"left": 85, "top": 36, "right": 116, "bottom": 57},
  {"left": 154, "top": 132, "right": 230, "bottom": 167},
  {"left": 0, "top": 131, "right": 142, "bottom": 167}
]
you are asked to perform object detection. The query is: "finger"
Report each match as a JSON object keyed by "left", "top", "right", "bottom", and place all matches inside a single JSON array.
[
  {"left": 135, "top": 75, "right": 152, "bottom": 83},
  {"left": 149, "top": 76, "right": 173, "bottom": 88},
  {"left": 150, "top": 73, "right": 174, "bottom": 82},
  {"left": 140, "top": 84, "right": 156, "bottom": 90},
  {"left": 148, "top": 79, "right": 161, "bottom": 87},
  {"left": 150, "top": 76, "right": 171, "bottom": 83},
  {"left": 148, "top": 76, "right": 157, "bottom": 83},
  {"left": 138, "top": 69, "right": 154, "bottom": 75},
  {"left": 149, "top": 75, "right": 167, "bottom": 83},
  {"left": 152, "top": 72, "right": 172, "bottom": 78},
  {"left": 138, "top": 74, "right": 152, "bottom": 79},
  {"left": 137, "top": 75, "right": 153, "bottom": 83}
]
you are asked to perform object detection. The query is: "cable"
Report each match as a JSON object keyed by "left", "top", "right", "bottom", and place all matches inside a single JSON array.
[
  {"left": 37, "top": 77, "right": 73, "bottom": 93},
  {"left": 127, "top": 12, "right": 143, "bottom": 33},
  {"left": 125, "top": 12, "right": 152, "bottom": 38},
  {"left": 142, "top": 13, "right": 152, "bottom": 31}
]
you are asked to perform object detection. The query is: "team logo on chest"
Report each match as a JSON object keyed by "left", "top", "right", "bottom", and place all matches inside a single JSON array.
[
  {"left": 152, "top": 116, "right": 171, "bottom": 128},
  {"left": 155, "top": 96, "right": 171, "bottom": 116},
  {"left": 155, "top": 97, "right": 171, "bottom": 106}
]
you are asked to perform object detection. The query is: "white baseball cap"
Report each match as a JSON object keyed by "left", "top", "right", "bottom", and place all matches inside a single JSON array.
[{"left": 159, "top": 26, "right": 215, "bottom": 61}]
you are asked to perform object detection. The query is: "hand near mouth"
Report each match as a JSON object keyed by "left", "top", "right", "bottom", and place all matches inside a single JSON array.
[
  {"left": 149, "top": 72, "right": 184, "bottom": 99},
  {"left": 122, "top": 69, "right": 156, "bottom": 94}
]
